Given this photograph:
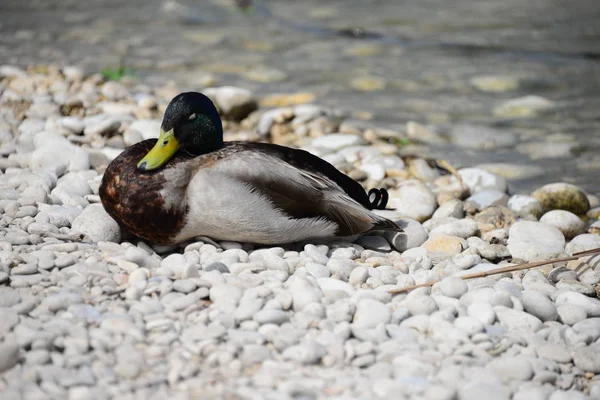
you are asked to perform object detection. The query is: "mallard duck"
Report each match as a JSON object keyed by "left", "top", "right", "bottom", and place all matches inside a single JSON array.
[{"left": 99, "top": 92, "right": 402, "bottom": 245}]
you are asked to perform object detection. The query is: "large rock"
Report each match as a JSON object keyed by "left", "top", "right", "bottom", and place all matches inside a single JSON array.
[
  {"left": 72, "top": 204, "right": 121, "bottom": 242},
  {"left": 532, "top": 183, "right": 590, "bottom": 215},
  {"left": 507, "top": 221, "right": 565, "bottom": 261}
]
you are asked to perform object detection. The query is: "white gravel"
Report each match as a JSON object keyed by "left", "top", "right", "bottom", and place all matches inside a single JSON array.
[{"left": 0, "top": 66, "right": 599, "bottom": 399}]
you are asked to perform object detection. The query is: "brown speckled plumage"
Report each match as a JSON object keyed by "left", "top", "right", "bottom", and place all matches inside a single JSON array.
[{"left": 99, "top": 140, "right": 191, "bottom": 245}]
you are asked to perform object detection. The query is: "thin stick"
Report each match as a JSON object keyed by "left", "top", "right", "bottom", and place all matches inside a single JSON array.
[{"left": 388, "top": 247, "right": 600, "bottom": 295}]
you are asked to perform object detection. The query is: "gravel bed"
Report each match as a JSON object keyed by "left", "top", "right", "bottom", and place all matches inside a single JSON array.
[{"left": 1, "top": 65, "right": 600, "bottom": 399}]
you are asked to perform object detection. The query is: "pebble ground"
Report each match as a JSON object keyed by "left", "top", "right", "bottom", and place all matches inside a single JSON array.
[{"left": 1, "top": 66, "right": 600, "bottom": 399}]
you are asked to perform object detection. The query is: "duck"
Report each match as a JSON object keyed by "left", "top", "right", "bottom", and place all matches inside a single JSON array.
[{"left": 99, "top": 91, "right": 402, "bottom": 246}]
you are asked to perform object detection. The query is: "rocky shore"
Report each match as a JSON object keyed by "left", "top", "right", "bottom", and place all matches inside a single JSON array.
[{"left": 1, "top": 65, "right": 600, "bottom": 399}]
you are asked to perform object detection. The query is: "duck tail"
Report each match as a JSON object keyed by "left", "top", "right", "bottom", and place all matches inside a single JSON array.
[{"left": 370, "top": 215, "right": 404, "bottom": 233}]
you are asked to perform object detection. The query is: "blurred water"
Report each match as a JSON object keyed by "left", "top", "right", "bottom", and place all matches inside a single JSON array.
[{"left": 1, "top": 0, "right": 599, "bottom": 194}]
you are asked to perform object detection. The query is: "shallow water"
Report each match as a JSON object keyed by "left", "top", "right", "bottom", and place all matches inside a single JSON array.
[{"left": 1, "top": 0, "right": 599, "bottom": 194}]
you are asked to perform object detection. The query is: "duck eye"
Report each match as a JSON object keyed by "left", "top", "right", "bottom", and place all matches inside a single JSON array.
[{"left": 188, "top": 113, "right": 196, "bottom": 121}]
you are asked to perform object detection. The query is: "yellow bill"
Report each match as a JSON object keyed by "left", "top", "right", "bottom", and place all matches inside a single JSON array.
[{"left": 137, "top": 128, "right": 180, "bottom": 172}]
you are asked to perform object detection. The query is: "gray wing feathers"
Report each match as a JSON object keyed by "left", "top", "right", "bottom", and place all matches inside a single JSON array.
[{"left": 212, "top": 152, "right": 400, "bottom": 236}]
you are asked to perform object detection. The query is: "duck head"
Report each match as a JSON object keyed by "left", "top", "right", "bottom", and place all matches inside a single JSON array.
[{"left": 137, "top": 91, "right": 223, "bottom": 172}]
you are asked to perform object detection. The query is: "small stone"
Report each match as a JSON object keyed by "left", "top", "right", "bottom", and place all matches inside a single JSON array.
[
  {"left": 243, "top": 67, "right": 287, "bottom": 83},
  {"left": 468, "top": 303, "right": 496, "bottom": 325},
  {"left": 521, "top": 290, "right": 558, "bottom": 321},
  {"left": 387, "top": 180, "right": 437, "bottom": 222},
  {"left": 123, "top": 128, "right": 144, "bottom": 146},
  {"left": 10, "top": 263, "right": 38, "bottom": 275},
  {"left": 573, "top": 344, "right": 600, "bottom": 373},
  {"left": 383, "top": 218, "right": 428, "bottom": 252},
  {"left": 355, "top": 235, "right": 391, "bottom": 251},
  {"left": 404, "top": 295, "right": 438, "bottom": 316},
  {"left": 535, "top": 343, "right": 572, "bottom": 363},
  {"left": 204, "top": 86, "right": 258, "bottom": 121},
  {"left": 349, "top": 267, "right": 368, "bottom": 286},
  {"left": 353, "top": 299, "right": 390, "bottom": 329},
  {"left": 71, "top": 204, "right": 120, "bottom": 242},
  {"left": 495, "top": 306, "right": 543, "bottom": 331},
  {"left": 57, "top": 117, "right": 85, "bottom": 134},
  {"left": 458, "top": 168, "right": 508, "bottom": 193},
  {"left": 555, "top": 279, "right": 595, "bottom": 296},
  {"left": 478, "top": 163, "right": 545, "bottom": 182},
  {"left": 507, "top": 221, "right": 565, "bottom": 261},
  {"left": 422, "top": 235, "right": 465, "bottom": 255},
  {"left": 253, "top": 309, "right": 289, "bottom": 325},
  {"left": 0, "top": 308, "right": 18, "bottom": 335},
  {"left": 423, "top": 385, "right": 456, "bottom": 400},
  {"left": 471, "top": 75, "right": 520, "bottom": 92},
  {"left": 137, "top": 95, "right": 157, "bottom": 109},
  {"left": 432, "top": 200, "right": 464, "bottom": 219},
  {"left": 128, "top": 119, "right": 161, "bottom": 140},
  {"left": 439, "top": 276, "right": 468, "bottom": 298},
  {"left": 556, "top": 291, "right": 600, "bottom": 317},
  {"left": 62, "top": 65, "right": 85, "bottom": 82},
  {"left": 429, "top": 219, "right": 479, "bottom": 239},
  {"left": 454, "top": 316, "right": 484, "bottom": 336},
  {"left": 487, "top": 356, "right": 533, "bottom": 381},
  {"left": 540, "top": 210, "right": 585, "bottom": 239},
  {"left": 406, "top": 121, "right": 446, "bottom": 144},
  {"left": 519, "top": 141, "right": 576, "bottom": 160},
  {"left": 508, "top": 194, "right": 544, "bottom": 218},
  {"left": 282, "top": 340, "right": 326, "bottom": 365},
  {"left": 101, "top": 81, "right": 129, "bottom": 100},
  {"left": 494, "top": 95, "right": 555, "bottom": 118},
  {"left": 0, "top": 341, "right": 20, "bottom": 373},
  {"left": 350, "top": 76, "right": 386, "bottom": 91},
  {"left": 83, "top": 119, "right": 120, "bottom": 137},
  {"left": 290, "top": 277, "right": 323, "bottom": 312},
  {"left": 234, "top": 295, "right": 265, "bottom": 322},
  {"left": 459, "top": 381, "right": 510, "bottom": 400},
  {"left": 24, "top": 349, "right": 50, "bottom": 365},
  {"left": 572, "top": 318, "right": 600, "bottom": 342},
  {"left": 311, "top": 133, "right": 366, "bottom": 151},
  {"left": 203, "top": 261, "right": 230, "bottom": 273},
  {"left": 305, "top": 262, "right": 330, "bottom": 279},
  {"left": 449, "top": 124, "right": 518, "bottom": 150},
  {"left": 43, "top": 292, "right": 84, "bottom": 312},
  {"left": 466, "top": 190, "right": 509, "bottom": 210},
  {"left": 240, "top": 344, "right": 270, "bottom": 366},
  {"left": 0, "top": 287, "right": 21, "bottom": 307},
  {"left": 172, "top": 279, "right": 197, "bottom": 294},
  {"left": 566, "top": 234, "right": 600, "bottom": 255}
]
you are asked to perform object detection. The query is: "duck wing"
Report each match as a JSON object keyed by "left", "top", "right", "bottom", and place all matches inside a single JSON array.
[{"left": 207, "top": 142, "right": 401, "bottom": 236}]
